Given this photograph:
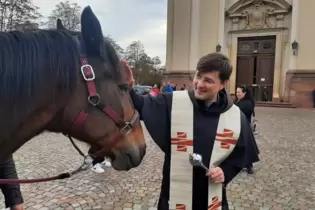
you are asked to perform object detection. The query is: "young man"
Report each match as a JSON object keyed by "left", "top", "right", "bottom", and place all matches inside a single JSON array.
[
  {"left": 125, "top": 53, "right": 260, "bottom": 210},
  {"left": 0, "top": 156, "right": 24, "bottom": 210}
]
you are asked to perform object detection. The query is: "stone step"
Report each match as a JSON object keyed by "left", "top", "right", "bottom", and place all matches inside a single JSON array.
[{"left": 255, "top": 102, "right": 296, "bottom": 108}]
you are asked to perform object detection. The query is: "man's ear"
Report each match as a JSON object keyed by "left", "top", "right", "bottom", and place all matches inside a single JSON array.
[{"left": 220, "top": 80, "right": 229, "bottom": 90}]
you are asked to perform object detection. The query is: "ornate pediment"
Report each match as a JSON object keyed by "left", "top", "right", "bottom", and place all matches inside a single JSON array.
[{"left": 226, "top": 0, "right": 292, "bottom": 30}]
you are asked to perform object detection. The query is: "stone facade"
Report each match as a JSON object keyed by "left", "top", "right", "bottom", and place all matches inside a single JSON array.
[{"left": 165, "top": 0, "right": 315, "bottom": 108}]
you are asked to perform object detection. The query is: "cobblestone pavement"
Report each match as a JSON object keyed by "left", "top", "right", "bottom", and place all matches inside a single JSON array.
[{"left": 0, "top": 107, "right": 314, "bottom": 210}]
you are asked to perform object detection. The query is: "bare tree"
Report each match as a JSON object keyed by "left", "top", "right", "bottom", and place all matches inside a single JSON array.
[
  {"left": 151, "top": 56, "right": 162, "bottom": 77},
  {"left": 0, "top": 0, "right": 41, "bottom": 31},
  {"left": 47, "top": 0, "right": 81, "bottom": 30},
  {"left": 124, "top": 40, "right": 165, "bottom": 85},
  {"left": 14, "top": 20, "right": 38, "bottom": 31},
  {"left": 105, "top": 35, "right": 124, "bottom": 58},
  {"left": 124, "top": 41, "right": 146, "bottom": 84}
]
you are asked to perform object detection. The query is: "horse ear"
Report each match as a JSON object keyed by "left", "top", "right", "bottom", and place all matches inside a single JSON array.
[
  {"left": 81, "top": 6, "right": 104, "bottom": 56},
  {"left": 56, "top": 19, "right": 65, "bottom": 30}
]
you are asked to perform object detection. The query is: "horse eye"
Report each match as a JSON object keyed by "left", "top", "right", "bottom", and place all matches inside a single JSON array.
[{"left": 118, "top": 84, "right": 129, "bottom": 92}]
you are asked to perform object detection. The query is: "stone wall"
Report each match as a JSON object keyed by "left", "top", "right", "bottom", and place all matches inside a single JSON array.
[
  {"left": 283, "top": 70, "right": 315, "bottom": 108},
  {"left": 162, "top": 71, "right": 194, "bottom": 89}
]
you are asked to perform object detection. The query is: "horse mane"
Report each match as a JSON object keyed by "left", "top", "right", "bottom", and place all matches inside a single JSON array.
[
  {"left": 0, "top": 29, "right": 80, "bottom": 105},
  {"left": 0, "top": 28, "right": 122, "bottom": 104},
  {"left": 102, "top": 37, "right": 122, "bottom": 81}
]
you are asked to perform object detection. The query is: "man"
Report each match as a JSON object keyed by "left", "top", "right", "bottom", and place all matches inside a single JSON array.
[
  {"left": 164, "top": 82, "right": 174, "bottom": 93},
  {"left": 0, "top": 156, "right": 24, "bottom": 210},
  {"left": 125, "top": 53, "right": 259, "bottom": 210},
  {"left": 172, "top": 84, "right": 177, "bottom": 91}
]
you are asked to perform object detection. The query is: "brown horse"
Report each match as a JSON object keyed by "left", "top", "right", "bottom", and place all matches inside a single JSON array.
[{"left": 0, "top": 6, "right": 146, "bottom": 171}]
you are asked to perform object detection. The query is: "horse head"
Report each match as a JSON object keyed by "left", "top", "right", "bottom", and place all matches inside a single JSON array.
[{"left": 49, "top": 7, "right": 147, "bottom": 171}]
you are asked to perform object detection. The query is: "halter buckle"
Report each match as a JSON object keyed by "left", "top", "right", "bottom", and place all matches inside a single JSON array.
[
  {"left": 120, "top": 122, "right": 132, "bottom": 135},
  {"left": 81, "top": 64, "right": 95, "bottom": 81}
]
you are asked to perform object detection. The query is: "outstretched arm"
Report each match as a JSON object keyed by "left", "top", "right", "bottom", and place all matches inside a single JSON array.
[
  {"left": 130, "top": 89, "right": 172, "bottom": 153},
  {"left": 122, "top": 60, "right": 172, "bottom": 153},
  {"left": 0, "top": 156, "right": 24, "bottom": 209}
]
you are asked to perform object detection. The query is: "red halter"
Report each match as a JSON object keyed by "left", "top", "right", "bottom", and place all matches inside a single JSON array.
[
  {"left": 0, "top": 58, "right": 139, "bottom": 184},
  {"left": 70, "top": 57, "right": 139, "bottom": 158}
]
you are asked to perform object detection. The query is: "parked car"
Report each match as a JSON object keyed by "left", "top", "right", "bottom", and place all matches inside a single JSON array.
[{"left": 134, "top": 85, "right": 152, "bottom": 95}]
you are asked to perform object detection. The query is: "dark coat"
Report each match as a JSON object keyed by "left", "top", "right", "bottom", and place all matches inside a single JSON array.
[
  {"left": 0, "top": 156, "right": 24, "bottom": 208},
  {"left": 130, "top": 89, "right": 260, "bottom": 210},
  {"left": 234, "top": 99, "right": 254, "bottom": 123}
]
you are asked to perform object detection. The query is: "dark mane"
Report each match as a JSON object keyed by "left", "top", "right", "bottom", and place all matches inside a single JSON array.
[
  {"left": 0, "top": 29, "right": 79, "bottom": 105},
  {"left": 102, "top": 37, "right": 122, "bottom": 81}
]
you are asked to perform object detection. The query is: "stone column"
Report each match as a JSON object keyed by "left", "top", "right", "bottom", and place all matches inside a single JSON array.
[
  {"left": 284, "top": 0, "right": 299, "bottom": 102},
  {"left": 165, "top": 0, "right": 174, "bottom": 72},
  {"left": 189, "top": 0, "right": 200, "bottom": 71},
  {"left": 289, "top": 0, "right": 299, "bottom": 70},
  {"left": 164, "top": 0, "right": 195, "bottom": 88},
  {"left": 217, "top": 0, "right": 226, "bottom": 54}
]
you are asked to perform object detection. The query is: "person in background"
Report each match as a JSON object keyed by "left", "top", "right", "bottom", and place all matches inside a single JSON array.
[
  {"left": 0, "top": 156, "right": 24, "bottom": 210},
  {"left": 180, "top": 84, "right": 186, "bottom": 90},
  {"left": 91, "top": 157, "right": 112, "bottom": 174},
  {"left": 172, "top": 84, "right": 177, "bottom": 91},
  {"left": 149, "top": 84, "right": 160, "bottom": 96},
  {"left": 160, "top": 82, "right": 166, "bottom": 93},
  {"left": 89, "top": 148, "right": 112, "bottom": 174},
  {"left": 234, "top": 85, "right": 259, "bottom": 174},
  {"left": 164, "top": 82, "right": 173, "bottom": 93}
]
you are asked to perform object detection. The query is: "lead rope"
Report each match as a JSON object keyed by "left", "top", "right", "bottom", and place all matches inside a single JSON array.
[
  {"left": 66, "top": 134, "right": 86, "bottom": 157},
  {"left": 0, "top": 135, "right": 92, "bottom": 184}
]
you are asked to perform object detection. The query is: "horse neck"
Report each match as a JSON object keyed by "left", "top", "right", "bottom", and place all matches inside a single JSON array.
[{"left": 0, "top": 89, "right": 70, "bottom": 149}]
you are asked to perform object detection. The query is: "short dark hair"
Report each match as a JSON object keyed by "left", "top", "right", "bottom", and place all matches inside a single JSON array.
[{"left": 196, "top": 53, "right": 233, "bottom": 82}]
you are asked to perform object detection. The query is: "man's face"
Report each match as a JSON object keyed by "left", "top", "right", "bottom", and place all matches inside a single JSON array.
[{"left": 193, "top": 71, "right": 228, "bottom": 101}]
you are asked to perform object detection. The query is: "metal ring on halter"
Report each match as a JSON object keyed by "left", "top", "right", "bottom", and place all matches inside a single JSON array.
[
  {"left": 120, "top": 122, "right": 132, "bottom": 135},
  {"left": 88, "top": 94, "right": 100, "bottom": 106}
]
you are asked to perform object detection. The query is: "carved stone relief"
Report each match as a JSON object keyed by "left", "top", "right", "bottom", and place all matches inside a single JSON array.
[{"left": 226, "top": 0, "right": 291, "bottom": 31}]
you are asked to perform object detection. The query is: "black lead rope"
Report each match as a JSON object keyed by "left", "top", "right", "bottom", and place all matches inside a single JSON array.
[{"left": 67, "top": 135, "right": 86, "bottom": 157}]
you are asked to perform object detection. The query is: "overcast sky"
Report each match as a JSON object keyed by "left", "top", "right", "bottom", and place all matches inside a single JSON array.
[{"left": 33, "top": 0, "right": 167, "bottom": 63}]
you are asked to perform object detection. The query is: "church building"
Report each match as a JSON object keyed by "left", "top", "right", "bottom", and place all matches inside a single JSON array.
[{"left": 164, "top": 0, "right": 315, "bottom": 108}]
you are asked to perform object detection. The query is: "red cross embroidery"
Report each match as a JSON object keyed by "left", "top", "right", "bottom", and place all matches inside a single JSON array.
[
  {"left": 171, "top": 132, "right": 193, "bottom": 152},
  {"left": 215, "top": 129, "right": 237, "bottom": 150}
]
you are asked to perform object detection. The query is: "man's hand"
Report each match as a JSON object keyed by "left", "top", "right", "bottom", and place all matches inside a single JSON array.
[
  {"left": 121, "top": 60, "right": 135, "bottom": 87},
  {"left": 10, "top": 204, "right": 24, "bottom": 210},
  {"left": 206, "top": 167, "right": 225, "bottom": 184}
]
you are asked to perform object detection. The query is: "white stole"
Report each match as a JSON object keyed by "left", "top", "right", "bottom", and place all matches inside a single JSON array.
[{"left": 169, "top": 91, "right": 241, "bottom": 210}]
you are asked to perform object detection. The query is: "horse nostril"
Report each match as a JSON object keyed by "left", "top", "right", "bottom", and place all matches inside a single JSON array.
[{"left": 126, "top": 152, "right": 134, "bottom": 165}]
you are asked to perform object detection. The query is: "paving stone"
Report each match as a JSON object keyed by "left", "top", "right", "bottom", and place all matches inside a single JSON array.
[{"left": 0, "top": 109, "right": 313, "bottom": 209}]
